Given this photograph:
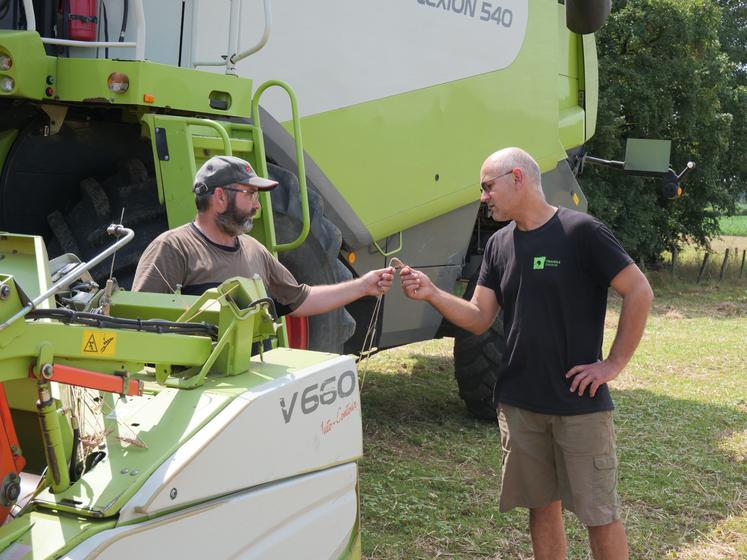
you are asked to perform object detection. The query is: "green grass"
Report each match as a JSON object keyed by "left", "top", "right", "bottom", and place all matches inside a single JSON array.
[
  {"left": 720, "top": 215, "right": 747, "bottom": 237},
  {"left": 358, "top": 284, "right": 747, "bottom": 559}
]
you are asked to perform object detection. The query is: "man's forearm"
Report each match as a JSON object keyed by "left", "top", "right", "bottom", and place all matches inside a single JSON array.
[
  {"left": 427, "top": 289, "right": 493, "bottom": 335},
  {"left": 291, "top": 280, "right": 366, "bottom": 316},
  {"left": 606, "top": 283, "right": 653, "bottom": 370}
]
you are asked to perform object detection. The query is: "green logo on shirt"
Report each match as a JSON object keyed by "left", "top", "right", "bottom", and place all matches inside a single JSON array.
[{"left": 533, "top": 256, "right": 560, "bottom": 270}]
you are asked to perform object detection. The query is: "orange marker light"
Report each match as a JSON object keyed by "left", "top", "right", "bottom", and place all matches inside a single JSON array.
[
  {"left": 347, "top": 251, "right": 356, "bottom": 265},
  {"left": 143, "top": 93, "right": 156, "bottom": 103}
]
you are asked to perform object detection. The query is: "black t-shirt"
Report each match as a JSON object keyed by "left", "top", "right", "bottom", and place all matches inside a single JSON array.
[{"left": 478, "top": 207, "right": 633, "bottom": 415}]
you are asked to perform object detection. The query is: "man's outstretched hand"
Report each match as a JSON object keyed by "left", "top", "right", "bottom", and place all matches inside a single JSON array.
[
  {"left": 400, "top": 266, "right": 437, "bottom": 301},
  {"left": 360, "top": 267, "right": 395, "bottom": 296}
]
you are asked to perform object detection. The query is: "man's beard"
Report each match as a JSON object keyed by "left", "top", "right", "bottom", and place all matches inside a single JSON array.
[{"left": 215, "top": 195, "right": 255, "bottom": 236}]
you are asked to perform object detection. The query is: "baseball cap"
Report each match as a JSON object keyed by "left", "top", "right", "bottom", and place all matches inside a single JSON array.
[{"left": 193, "top": 155, "right": 278, "bottom": 194}]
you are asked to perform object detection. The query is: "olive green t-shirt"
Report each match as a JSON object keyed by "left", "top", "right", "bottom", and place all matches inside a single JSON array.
[{"left": 132, "top": 223, "right": 310, "bottom": 314}]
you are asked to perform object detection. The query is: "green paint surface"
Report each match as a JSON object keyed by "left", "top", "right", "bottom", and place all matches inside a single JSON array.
[
  {"left": 288, "top": 1, "right": 590, "bottom": 242},
  {"left": 0, "top": 510, "right": 115, "bottom": 559},
  {"left": 0, "top": 32, "right": 254, "bottom": 119}
]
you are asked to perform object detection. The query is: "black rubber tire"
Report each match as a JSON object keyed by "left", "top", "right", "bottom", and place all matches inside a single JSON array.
[
  {"left": 268, "top": 163, "right": 355, "bottom": 353},
  {"left": 45, "top": 159, "right": 167, "bottom": 288},
  {"left": 453, "top": 274, "right": 507, "bottom": 420},
  {"left": 45, "top": 158, "right": 355, "bottom": 353}
]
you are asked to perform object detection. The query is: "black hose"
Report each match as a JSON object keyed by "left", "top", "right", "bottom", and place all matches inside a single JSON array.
[
  {"left": 14, "top": 0, "right": 24, "bottom": 31},
  {"left": 27, "top": 308, "right": 219, "bottom": 339},
  {"left": 102, "top": 0, "right": 108, "bottom": 58},
  {"left": 243, "top": 297, "right": 279, "bottom": 321},
  {"left": 27, "top": 295, "right": 278, "bottom": 339},
  {"left": 0, "top": 0, "right": 11, "bottom": 21},
  {"left": 119, "top": 0, "right": 128, "bottom": 42},
  {"left": 62, "top": 0, "right": 70, "bottom": 56},
  {"left": 68, "top": 422, "right": 81, "bottom": 483}
]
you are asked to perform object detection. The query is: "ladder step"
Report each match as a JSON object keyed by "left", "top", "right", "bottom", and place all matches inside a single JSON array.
[{"left": 191, "top": 135, "right": 254, "bottom": 153}]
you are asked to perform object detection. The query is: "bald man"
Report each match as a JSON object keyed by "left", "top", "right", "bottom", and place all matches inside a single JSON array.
[{"left": 400, "top": 148, "right": 653, "bottom": 560}]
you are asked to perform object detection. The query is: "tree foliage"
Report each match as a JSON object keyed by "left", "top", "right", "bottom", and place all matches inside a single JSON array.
[{"left": 578, "top": 0, "right": 747, "bottom": 262}]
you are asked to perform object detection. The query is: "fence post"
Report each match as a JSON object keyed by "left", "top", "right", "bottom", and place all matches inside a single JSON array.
[
  {"left": 719, "top": 249, "right": 730, "bottom": 281},
  {"left": 697, "top": 253, "right": 710, "bottom": 284},
  {"left": 740, "top": 250, "right": 746, "bottom": 280}
]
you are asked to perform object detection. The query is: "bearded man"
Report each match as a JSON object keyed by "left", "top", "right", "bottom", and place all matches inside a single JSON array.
[{"left": 133, "top": 156, "right": 393, "bottom": 318}]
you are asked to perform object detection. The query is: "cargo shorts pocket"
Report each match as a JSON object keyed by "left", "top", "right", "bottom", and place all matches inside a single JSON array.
[{"left": 593, "top": 453, "right": 618, "bottom": 505}]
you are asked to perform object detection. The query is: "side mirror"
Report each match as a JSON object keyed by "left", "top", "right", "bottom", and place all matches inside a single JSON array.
[
  {"left": 565, "top": 0, "right": 611, "bottom": 34},
  {"left": 624, "top": 138, "right": 671, "bottom": 174},
  {"left": 624, "top": 139, "right": 694, "bottom": 199},
  {"left": 579, "top": 138, "right": 695, "bottom": 200}
]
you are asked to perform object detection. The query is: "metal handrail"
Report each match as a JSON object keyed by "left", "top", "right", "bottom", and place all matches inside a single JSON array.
[
  {"left": 181, "top": 117, "right": 233, "bottom": 157},
  {"left": 230, "top": 0, "right": 272, "bottom": 67},
  {"left": 0, "top": 225, "right": 134, "bottom": 331},
  {"left": 373, "top": 233, "right": 403, "bottom": 257},
  {"left": 191, "top": 0, "right": 272, "bottom": 73},
  {"left": 21, "top": 0, "right": 146, "bottom": 59},
  {"left": 251, "top": 80, "right": 309, "bottom": 252}
]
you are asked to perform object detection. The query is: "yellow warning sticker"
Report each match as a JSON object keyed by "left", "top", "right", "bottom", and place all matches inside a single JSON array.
[
  {"left": 572, "top": 192, "right": 581, "bottom": 207},
  {"left": 81, "top": 330, "right": 117, "bottom": 357}
]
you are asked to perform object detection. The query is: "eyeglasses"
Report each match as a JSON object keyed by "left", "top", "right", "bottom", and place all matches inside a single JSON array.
[
  {"left": 480, "top": 170, "right": 514, "bottom": 193},
  {"left": 222, "top": 186, "right": 260, "bottom": 201}
]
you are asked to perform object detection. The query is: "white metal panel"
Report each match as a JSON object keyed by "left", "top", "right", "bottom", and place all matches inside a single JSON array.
[
  {"left": 190, "top": 0, "right": 529, "bottom": 120},
  {"left": 64, "top": 464, "right": 358, "bottom": 560},
  {"left": 119, "top": 354, "right": 361, "bottom": 520}
]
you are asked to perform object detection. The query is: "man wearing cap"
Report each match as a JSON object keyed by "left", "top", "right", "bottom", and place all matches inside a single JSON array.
[{"left": 133, "top": 155, "right": 394, "bottom": 318}]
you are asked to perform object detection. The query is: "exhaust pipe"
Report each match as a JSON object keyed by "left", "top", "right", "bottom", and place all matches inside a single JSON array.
[{"left": 566, "top": 0, "right": 611, "bottom": 34}]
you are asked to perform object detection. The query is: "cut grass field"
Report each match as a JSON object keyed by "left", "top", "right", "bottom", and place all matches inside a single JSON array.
[{"left": 358, "top": 281, "right": 746, "bottom": 558}]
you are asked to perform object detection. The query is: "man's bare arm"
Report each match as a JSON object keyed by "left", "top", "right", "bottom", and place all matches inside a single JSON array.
[
  {"left": 400, "top": 266, "right": 500, "bottom": 335},
  {"left": 566, "top": 263, "right": 653, "bottom": 397},
  {"left": 290, "top": 267, "right": 394, "bottom": 317}
]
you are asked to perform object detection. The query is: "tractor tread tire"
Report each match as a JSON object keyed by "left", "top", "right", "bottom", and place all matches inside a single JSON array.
[
  {"left": 268, "top": 163, "right": 355, "bottom": 353},
  {"left": 46, "top": 159, "right": 167, "bottom": 287},
  {"left": 452, "top": 274, "right": 506, "bottom": 420},
  {"left": 47, "top": 210, "right": 79, "bottom": 255}
]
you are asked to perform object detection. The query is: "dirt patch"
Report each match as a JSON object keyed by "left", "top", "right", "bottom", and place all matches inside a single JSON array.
[
  {"left": 711, "top": 235, "right": 747, "bottom": 253},
  {"left": 714, "top": 301, "right": 747, "bottom": 317},
  {"left": 662, "top": 307, "right": 685, "bottom": 319}
]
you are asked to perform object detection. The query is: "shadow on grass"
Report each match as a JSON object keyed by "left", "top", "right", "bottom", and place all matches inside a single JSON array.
[
  {"left": 360, "top": 351, "right": 482, "bottom": 428},
  {"left": 359, "top": 356, "right": 747, "bottom": 559}
]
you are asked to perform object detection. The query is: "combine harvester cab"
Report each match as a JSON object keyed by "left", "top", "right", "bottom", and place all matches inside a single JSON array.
[{"left": 0, "top": 230, "right": 362, "bottom": 557}]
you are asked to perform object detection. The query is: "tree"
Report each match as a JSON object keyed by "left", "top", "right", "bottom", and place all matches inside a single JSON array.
[{"left": 579, "top": 0, "right": 747, "bottom": 261}]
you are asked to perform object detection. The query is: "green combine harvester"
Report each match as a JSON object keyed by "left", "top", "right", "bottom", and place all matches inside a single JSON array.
[
  {"left": 0, "top": 227, "right": 364, "bottom": 557},
  {"left": 0, "top": 0, "right": 690, "bottom": 556}
]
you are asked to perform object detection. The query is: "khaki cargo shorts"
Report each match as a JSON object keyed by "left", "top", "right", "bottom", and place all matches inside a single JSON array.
[{"left": 497, "top": 403, "right": 620, "bottom": 527}]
